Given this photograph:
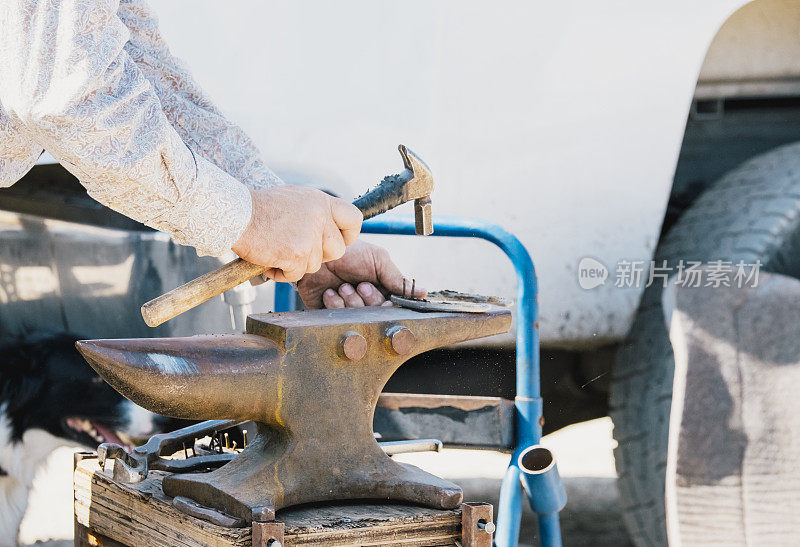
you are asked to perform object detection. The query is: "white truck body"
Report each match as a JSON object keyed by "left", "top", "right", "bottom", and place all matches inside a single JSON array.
[
  {"left": 49, "top": 0, "right": 798, "bottom": 347},
  {"left": 150, "top": 0, "right": 760, "bottom": 347}
]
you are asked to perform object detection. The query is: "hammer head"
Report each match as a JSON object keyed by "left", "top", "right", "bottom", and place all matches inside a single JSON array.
[
  {"left": 353, "top": 145, "right": 434, "bottom": 235},
  {"left": 398, "top": 145, "right": 434, "bottom": 236}
]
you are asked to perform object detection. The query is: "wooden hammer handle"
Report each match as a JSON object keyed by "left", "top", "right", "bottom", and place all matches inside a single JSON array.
[
  {"left": 140, "top": 191, "right": 385, "bottom": 327},
  {"left": 141, "top": 258, "right": 265, "bottom": 327}
]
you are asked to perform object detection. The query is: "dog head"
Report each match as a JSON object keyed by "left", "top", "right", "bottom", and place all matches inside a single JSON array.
[{"left": 0, "top": 332, "right": 175, "bottom": 448}]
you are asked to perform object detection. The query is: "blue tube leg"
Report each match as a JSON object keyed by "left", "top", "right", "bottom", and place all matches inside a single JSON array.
[
  {"left": 495, "top": 464, "right": 523, "bottom": 547},
  {"left": 537, "top": 513, "right": 562, "bottom": 547},
  {"left": 274, "top": 282, "right": 296, "bottom": 312},
  {"left": 357, "top": 216, "right": 564, "bottom": 546}
]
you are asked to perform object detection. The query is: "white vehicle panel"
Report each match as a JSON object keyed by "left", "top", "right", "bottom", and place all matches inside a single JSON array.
[{"left": 146, "top": 1, "right": 747, "bottom": 346}]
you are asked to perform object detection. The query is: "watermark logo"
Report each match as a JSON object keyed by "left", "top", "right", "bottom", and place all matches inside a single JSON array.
[
  {"left": 577, "top": 258, "right": 762, "bottom": 289},
  {"left": 578, "top": 257, "right": 609, "bottom": 290}
]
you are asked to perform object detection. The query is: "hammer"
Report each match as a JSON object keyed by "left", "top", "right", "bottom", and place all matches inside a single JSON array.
[{"left": 141, "top": 145, "right": 433, "bottom": 327}]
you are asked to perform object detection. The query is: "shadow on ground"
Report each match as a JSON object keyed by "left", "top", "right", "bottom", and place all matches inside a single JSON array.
[{"left": 456, "top": 476, "right": 632, "bottom": 547}]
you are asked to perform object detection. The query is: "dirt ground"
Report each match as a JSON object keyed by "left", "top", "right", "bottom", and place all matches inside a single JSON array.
[{"left": 20, "top": 417, "right": 631, "bottom": 546}]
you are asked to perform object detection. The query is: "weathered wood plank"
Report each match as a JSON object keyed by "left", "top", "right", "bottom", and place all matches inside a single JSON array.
[
  {"left": 279, "top": 503, "right": 460, "bottom": 546},
  {"left": 74, "top": 457, "right": 463, "bottom": 546},
  {"left": 75, "top": 522, "right": 127, "bottom": 547},
  {"left": 75, "top": 460, "right": 251, "bottom": 547}
]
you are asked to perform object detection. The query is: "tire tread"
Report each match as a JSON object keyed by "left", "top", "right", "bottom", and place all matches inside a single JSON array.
[{"left": 612, "top": 141, "right": 800, "bottom": 546}]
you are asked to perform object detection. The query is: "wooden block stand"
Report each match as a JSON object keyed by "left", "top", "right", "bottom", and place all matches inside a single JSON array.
[{"left": 73, "top": 453, "right": 495, "bottom": 546}]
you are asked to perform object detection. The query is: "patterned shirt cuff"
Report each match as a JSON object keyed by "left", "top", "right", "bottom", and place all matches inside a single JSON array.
[{"left": 166, "top": 154, "right": 253, "bottom": 257}]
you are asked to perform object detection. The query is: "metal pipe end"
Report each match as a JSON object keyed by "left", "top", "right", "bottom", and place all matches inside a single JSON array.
[
  {"left": 517, "top": 445, "right": 567, "bottom": 515},
  {"left": 518, "top": 445, "right": 556, "bottom": 475}
]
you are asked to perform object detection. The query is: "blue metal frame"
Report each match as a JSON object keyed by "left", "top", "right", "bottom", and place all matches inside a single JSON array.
[{"left": 274, "top": 215, "right": 564, "bottom": 546}]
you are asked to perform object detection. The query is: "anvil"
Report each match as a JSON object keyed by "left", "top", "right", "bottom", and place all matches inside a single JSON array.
[{"left": 76, "top": 306, "right": 511, "bottom": 523}]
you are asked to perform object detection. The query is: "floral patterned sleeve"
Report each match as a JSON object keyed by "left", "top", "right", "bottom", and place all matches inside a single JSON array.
[
  {"left": 0, "top": 0, "right": 255, "bottom": 257},
  {"left": 117, "top": 0, "right": 284, "bottom": 191}
]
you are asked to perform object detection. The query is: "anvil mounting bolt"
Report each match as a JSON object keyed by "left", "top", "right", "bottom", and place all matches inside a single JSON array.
[
  {"left": 340, "top": 331, "right": 367, "bottom": 361},
  {"left": 387, "top": 325, "right": 415, "bottom": 355}
]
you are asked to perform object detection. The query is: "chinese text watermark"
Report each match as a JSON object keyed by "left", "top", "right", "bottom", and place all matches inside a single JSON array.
[{"left": 578, "top": 258, "right": 761, "bottom": 290}]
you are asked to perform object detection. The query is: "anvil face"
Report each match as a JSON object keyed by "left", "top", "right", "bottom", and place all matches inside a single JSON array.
[{"left": 77, "top": 306, "right": 511, "bottom": 523}]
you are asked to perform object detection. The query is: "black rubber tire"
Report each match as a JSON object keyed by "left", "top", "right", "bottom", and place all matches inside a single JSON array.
[{"left": 611, "top": 141, "right": 800, "bottom": 546}]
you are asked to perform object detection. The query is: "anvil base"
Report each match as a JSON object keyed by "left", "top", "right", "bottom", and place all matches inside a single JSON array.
[{"left": 163, "top": 423, "right": 462, "bottom": 523}]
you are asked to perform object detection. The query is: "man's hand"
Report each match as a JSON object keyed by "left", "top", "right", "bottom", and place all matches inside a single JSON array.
[
  {"left": 295, "top": 241, "right": 426, "bottom": 309},
  {"left": 232, "top": 186, "right": 363, "bottom": 283}
]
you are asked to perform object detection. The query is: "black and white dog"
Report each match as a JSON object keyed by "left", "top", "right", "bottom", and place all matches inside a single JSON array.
[{"left": 0, "top": 332, "right": 171, "bottom": 544}]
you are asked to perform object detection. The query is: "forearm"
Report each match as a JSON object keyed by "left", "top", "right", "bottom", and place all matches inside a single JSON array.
[{"left": 0, "top": 0, "right": 252, "bottom": 256}]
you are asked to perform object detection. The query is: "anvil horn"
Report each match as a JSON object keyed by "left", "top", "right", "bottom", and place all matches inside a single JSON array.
[{"left": 75, "top": 335, "right": 283, "bottom": 422}]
